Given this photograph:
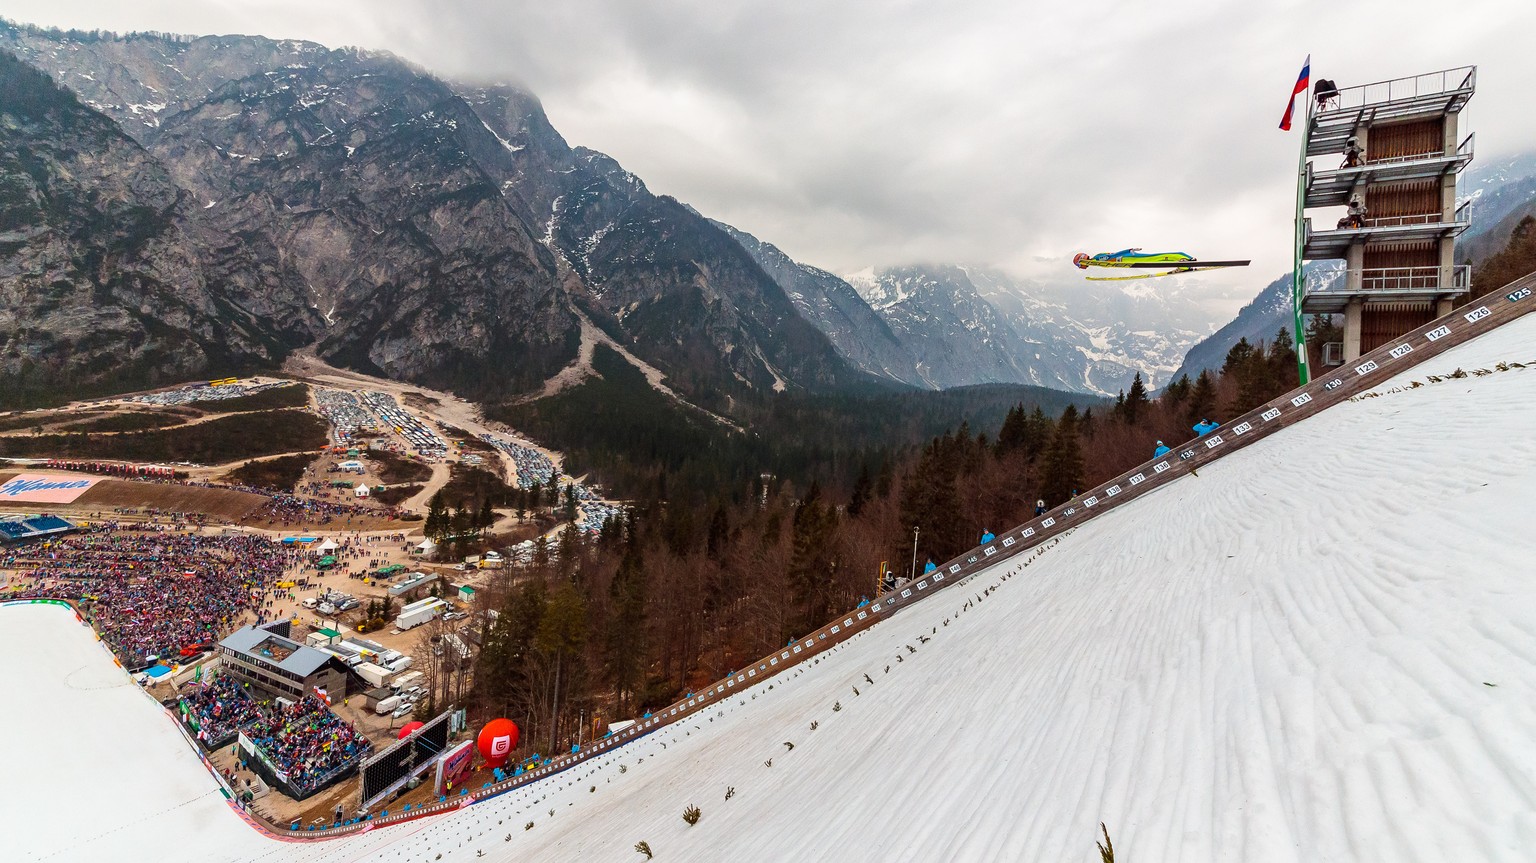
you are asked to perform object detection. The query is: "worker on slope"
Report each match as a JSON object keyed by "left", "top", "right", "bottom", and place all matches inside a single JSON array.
[
  {"left": 1193, "top": 418, "right": 1221, "bottom": 436},
  {"left": 1154, "top": 440, "right": 1171, "bottom": 458}
]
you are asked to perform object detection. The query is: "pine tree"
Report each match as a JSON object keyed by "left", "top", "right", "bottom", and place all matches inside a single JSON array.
[
  {"left": 536, "top": 581, "right": 587, "bottom": 749},
  {"left": 1267, "top": 328, "right": 1299, "bottom": 392},
  {"left": 994, "top": 404, "right": 1028, "bottom": 455},
  {"left": 875, "top": 458, "right": 894, "bottom": 499},
  {"left": 706, "top": 505, "right": 730, "bottom": 559},
  {"left": 425, "top": 491, "right": 448, "bottom": 541},
  {"left": 604, "top": 543, "right": 647, "bottom": 714},
  {"left": 1040, "top": 406, "right": 1084, "bottom": 505},
  {"left": 1122, "top": 373, "right": 1149, "bottom": 425},
  {"left": 1023, "top": 406, "right": 1053, "bottom": 460},
  {"left": 847, "top": 465, "right": 873, "bottom": 516},
  {"left": 1185, "top": 370, "right": 1218, "bottom": 425},
  {"left": 1162, "top": 373, "right": 1192, "bottom": 406},
  {"left": 477, "top": 498, "right": 495, "bottom": 536},
  {"left": 788, "top": 482, "right": 838, "bottom": 632}
]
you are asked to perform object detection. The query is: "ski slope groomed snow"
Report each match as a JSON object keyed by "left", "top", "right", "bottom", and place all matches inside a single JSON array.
[{"left": 8, "top": 313, "right": 1536, "bottom": 863}]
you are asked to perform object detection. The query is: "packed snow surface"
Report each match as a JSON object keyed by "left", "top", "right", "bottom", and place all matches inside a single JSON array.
[{"left": 7, "top": 314, "right": 1536, "bottom": 862}]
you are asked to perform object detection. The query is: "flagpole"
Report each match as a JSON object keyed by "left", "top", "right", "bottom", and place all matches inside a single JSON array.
[{"left": 1290, "top": 63, "right": 1313, "bottom": 385}]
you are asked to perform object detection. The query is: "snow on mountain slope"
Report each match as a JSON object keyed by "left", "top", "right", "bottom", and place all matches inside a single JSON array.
[
  {"left": 9, "top": 314, "right": 1536, "bottom": 862},
  {"left": 844, "top": 264, "right": 1208, "bottom": 394}
]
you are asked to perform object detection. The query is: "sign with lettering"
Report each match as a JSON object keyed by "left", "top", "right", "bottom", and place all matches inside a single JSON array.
[{"left": 0, "top": 473, "right": 98, "bottom": 503}]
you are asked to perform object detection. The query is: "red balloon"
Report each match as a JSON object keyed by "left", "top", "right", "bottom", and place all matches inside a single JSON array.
[
  {"left": 397, "top": 721, "right": 425, "bottom": 740},
  {"left": 477, "top": 718, "right": 519, "bottom": 768}
]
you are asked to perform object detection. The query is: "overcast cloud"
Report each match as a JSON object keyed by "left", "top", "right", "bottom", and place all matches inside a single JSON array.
[{"left": 9, "top": 0, "right": 1536, "bottom": 316}]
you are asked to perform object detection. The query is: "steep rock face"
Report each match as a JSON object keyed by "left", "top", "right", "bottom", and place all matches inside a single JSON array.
[
  {"left": 0, "top": 51, "right": 283, "bottom": 405},
  {"left": 840, "top": 264, "right": 1201, "bottom": 395},
  {"left": 147, "top": 58, "right": 579, "bottom": 397},
  {"left": 3, "top": 26, "right": 582, "bottom": 399},
  {"left": 5, "top": 24, "right": 861, "bottom": 403},
  {"left": 846, "top": 265, "right": 1061, "bottom": 390},
  {"left": 710, "top": 222, "right": 920, "bottom": 387},
  {"left": 463, "top": 83, "right": 862, "bottom": 402}
]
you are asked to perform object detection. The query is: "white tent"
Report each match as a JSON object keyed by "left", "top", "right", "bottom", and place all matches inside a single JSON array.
[
  {"left": 316, "top": 538, "right": 340, "bottom": 552},
  {"left": 414, "top": 538, "right": 438, "bottom": 555},
  {"left": 354, "top": 484, "right": 370, "bottom": 498}
]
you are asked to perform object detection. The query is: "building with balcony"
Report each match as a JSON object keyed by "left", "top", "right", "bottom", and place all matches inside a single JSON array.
[
  {"left": 1300, "top": 67, "right": 1475, "bottom": 361},
  {"left": 219, "top": 621, "right": 352, "bottom": 702}
]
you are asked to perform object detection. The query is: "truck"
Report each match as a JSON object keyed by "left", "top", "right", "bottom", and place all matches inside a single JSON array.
[
  {"left": 390, "top": 670, "right": 425, "bottom": 692},
  {"left": 395, "top": 597, "right": 447, "bottom": 631},
  {"left": 374, "top": 695, "right": 402, "bottom": 715},
  {"left": 354, "top": 662, "right": 392, "bottom": 689}
]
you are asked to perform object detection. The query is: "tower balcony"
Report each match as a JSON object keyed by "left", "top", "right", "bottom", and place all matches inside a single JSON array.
[
  {"left": 1305, "top": 133, "right": 1474, "bottom": 208},
  {"left": 1301, "top": 264, "right": 1470, "bottom": 314},
  {"left": 1308, "top": 66, "right": 1476, "bottom": 156},
  {"left": 1302, "top": 199, "right": 1471, "bottom": 260}
]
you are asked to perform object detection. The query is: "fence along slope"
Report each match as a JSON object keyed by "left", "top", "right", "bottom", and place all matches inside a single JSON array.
[{"left": 273, "top": 270, "right": 1536, "bottom": 839}]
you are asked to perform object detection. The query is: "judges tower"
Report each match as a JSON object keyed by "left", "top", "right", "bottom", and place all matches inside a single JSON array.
[{"left": 1300, "top": 67, "right": 1475, "bottom": 363}]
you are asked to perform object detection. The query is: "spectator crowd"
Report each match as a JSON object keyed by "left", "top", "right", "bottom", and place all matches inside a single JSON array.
[
  {"left": 11, "top": 524, "right": 299, "bottom": 668},
  {"left": 243, "top": 693, "right": 372, "bottom": 793}
]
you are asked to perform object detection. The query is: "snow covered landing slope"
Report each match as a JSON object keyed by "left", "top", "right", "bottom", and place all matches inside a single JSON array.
[
  {"left": 7, "top": 314, "right": 1536, "bottom": 863},
  {"left": 489, "top": 313, "right": 1536, "bottom": 863}
]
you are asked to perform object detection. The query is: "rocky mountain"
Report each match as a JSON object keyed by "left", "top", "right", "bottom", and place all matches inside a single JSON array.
[
  {"left": 1460, "top": 151, "right": 1536, "bottom": 263},
  {"left": 839, "top": 265, "right": 1206, "bottom": 395},
  {"left": 0, "top": 22, "right": 861, "bottom": 408},
  {"left": 0, "top": 50, "right": 285, "bottom": 406},
  {"left": 711, "top": 222, "right": 920, "bottom": 387},
  {"left": 1170, "top": 263, "right": 1342, "bottom": 383}
]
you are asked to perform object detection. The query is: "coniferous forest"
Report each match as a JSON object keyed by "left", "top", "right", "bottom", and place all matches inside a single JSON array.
[{"left": 435, "top": 329, "right": 1307, "bottom": 755}]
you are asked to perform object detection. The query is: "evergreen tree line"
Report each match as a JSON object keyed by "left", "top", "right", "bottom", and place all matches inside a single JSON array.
[{"left": 457, "top": 332, "right": 1304, "bottom": 758}]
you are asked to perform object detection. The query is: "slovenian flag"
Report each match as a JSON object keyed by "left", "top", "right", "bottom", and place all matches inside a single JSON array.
[{"left": 1279, "top": 55, "right": 1311, "bottom": 131}]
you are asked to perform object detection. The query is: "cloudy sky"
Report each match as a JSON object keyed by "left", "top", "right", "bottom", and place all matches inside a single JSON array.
[{"left": 10, "top": 0, "right": 1536, "bottom": 315}]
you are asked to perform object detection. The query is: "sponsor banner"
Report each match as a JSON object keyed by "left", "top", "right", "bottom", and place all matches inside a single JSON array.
[
  {"left": 435, "top": 740, "right": 475, "bottom": 796},
  {"left": 0, "top": 473, "right": 98, "bottom": 503}
]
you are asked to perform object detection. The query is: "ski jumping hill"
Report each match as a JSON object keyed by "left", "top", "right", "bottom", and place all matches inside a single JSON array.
[{"left": 8, "top": 281, "right": 1536, "bottom": 862}]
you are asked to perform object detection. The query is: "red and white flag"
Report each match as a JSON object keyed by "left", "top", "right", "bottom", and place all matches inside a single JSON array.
[{"left": 1279, "top": 55, "right": 1311, "bottom": 131}]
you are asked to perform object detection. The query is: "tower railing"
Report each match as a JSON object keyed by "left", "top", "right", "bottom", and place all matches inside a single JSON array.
[
  {"left": 1363, "top": 199, "right": 1471, "bottom": 229},
  {"left": 1321, "top": 66, "right": 1476, "bottom": 113}
]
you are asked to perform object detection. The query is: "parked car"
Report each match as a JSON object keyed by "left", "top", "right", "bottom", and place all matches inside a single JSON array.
[{"left": 392, "top": 703, "right": 414, "bottom": 718}]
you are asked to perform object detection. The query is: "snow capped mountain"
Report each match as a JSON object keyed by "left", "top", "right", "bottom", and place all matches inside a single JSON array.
[
  {"left": 710, "top": 223, "right": 922, "bottom": 387},
  {"left": 842, "top": 264, "right": 1210, "bottom": 395},
  {"left": 1171, "top": 263, "right": 1343, "bottom": 383}
]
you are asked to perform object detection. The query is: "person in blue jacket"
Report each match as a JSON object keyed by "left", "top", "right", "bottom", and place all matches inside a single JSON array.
[
  {"left": 923, "top": 561, "right": 937, "bottom": 573},
  {"left": 1193, "top": 418, "right": 1221, "bottom": 436},
  {"left": 980, "top": 530, "right": 996, "bottom": 544},
  {"left": 1154, "top": 440, "right": 1171, "bottom": 458}
]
